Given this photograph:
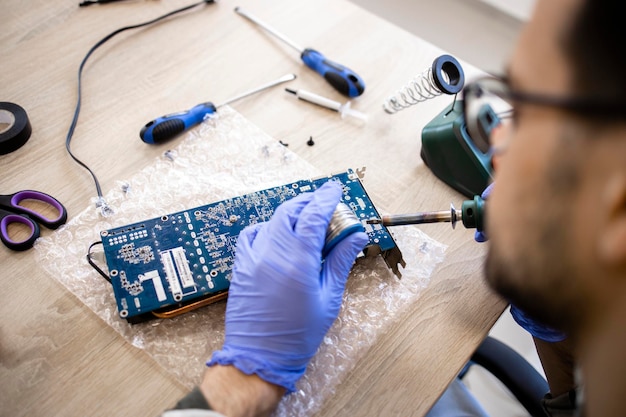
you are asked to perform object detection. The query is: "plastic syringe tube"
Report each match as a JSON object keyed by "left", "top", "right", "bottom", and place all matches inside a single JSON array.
[{"left": 285, "top": 88, "right": 368, "bottom": 122}]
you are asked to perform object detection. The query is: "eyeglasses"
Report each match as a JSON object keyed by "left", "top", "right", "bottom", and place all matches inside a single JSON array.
[{"left": 462, "top": 76, "right": 626, "bottom": 153}]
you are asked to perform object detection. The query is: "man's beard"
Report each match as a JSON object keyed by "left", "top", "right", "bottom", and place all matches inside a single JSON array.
[
  {"left": 484, "top": 206, "right": 584, "bottom": 338},
  {"left": 484, "top": 123, "right": 589, "bottom": 338}
]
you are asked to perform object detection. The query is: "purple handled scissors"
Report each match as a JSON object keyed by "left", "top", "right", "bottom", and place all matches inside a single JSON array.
[{"left": 0, "top": 190, "right": 68, "bottom": 251}]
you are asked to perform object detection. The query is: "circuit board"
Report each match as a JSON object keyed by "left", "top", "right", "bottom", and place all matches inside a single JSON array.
[{"left": 101, "top": 169, "right": 404, "bottom": 323}]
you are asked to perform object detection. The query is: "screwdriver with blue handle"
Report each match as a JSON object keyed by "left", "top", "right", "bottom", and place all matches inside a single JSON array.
[
  {"left": 140, "top": 73, "right": 296, "bottom": 144},
  {"left": 366, "top": 195, "right": 486, "bottom": 232},
  {"left": 234, "top": 7, "right": 365, "bottom": 98}
]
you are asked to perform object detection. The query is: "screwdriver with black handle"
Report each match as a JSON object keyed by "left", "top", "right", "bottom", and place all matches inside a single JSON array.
[
  {"left": 140, "top": 73, "right": 296, "bottom": 144},
  {"left": 234, "top": 7, "right": 365, "bottom": 98},
  {"left": 366, "top": 195, "right": 486, "bottom": 232}
]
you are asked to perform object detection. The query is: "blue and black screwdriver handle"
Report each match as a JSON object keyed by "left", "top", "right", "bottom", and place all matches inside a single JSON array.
[
  {"left": 234, "top": 7, "right": 365, "bottom": 98},
  {"left": 140, "top": 102, "right": 217, "bottom": 144},
  {"left": 140, "top": 73, "right": 296, "bottom": 144}
]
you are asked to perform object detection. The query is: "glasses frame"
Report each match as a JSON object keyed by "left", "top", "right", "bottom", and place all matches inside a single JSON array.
[{"left": 462, "top": 75, "right": 626, "bottom": 152}]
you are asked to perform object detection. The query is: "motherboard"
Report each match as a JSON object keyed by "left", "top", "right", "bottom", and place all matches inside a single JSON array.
[{"left": 101, "top": 169, "right": 404, "bottom": 323}]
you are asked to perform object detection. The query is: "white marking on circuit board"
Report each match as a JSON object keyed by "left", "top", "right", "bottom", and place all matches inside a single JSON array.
[
  {"left": 211, "top": 257, "right": 231, "bottom": 273},
  {"left": 120, "top": 270, "right": 144, "bottom": 296},
  {"left": 299, "top": 185, "right": 311, "bottom": 192},
  {"left": 140, "top": 270, "right": 166, "bottom": 302},
  {"left": 119, "top": 243, "right": 154, "bottom": 265},
  {"left": 160, "top": 251, "right": 183, "bottom": 299},
  {"left": 109, "top": 235, "right": 128, "bottom": 245},
  {"left": 171, "top": 247, "right": 194, "bottom": 288},
  {"left": 356, "top": 197, "right": 366, "bottom": 210},
  {"left": 129, "top": 230, "right": 148, "bottom": 241},
  {"left": 134, "top": 298, "right": 141, "bottom": 309}
]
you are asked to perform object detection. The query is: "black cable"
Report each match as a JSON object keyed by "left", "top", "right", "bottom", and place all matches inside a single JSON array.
[
  {"left": 79, "top": 0, "right": 132, "bottom": 7},
  {"left": 86, "top": 241, "right": 112, "bottom": 282},
  {"left": 66, "top": 0, "right": 215, "bottom": 205}
]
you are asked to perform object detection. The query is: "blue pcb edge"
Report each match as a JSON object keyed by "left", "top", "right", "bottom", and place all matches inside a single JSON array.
[{"left": 101, "top": 168, "right": 404, "bottom": 323}]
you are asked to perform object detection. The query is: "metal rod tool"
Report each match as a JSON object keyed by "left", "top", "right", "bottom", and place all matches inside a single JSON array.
[
  {"left": 234, "top": 7, "right": 365, "bottom": 98},
  {"left": 140, "top": 73, "right": 296, "bottom": 144}
]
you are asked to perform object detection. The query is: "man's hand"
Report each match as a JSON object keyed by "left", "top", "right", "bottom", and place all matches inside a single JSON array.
[{"left": 207, "top": 181, "right": 368, "bottom": 394}]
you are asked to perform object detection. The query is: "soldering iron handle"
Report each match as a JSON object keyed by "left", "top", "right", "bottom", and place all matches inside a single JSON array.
[
  {"left": 301, "top": 49, "right": 365, "bottom": 98},
  {"left": 461, "top": 195, "right": 486, "bottom": 232},
  {"left": 140, "top": 102, "right": 217, "bottom": 144}
]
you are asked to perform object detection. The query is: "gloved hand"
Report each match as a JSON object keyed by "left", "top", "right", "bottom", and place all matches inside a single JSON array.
[
  {"left": 207, "top": 181, "right": 368, "bottom": 393},
  {"left": 509, "top": 304, "right": 566, "bottom": 342},
  {"left": 474, "top": 182, "right": 494, "bottom": 243}
]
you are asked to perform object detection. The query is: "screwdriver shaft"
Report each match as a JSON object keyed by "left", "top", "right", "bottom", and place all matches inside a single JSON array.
[
  {"left": 216, "top": 73, "right": 296, "bottom": 107},
  {"left": 234, "top": 7, "right": 304, "bottom": 53}
]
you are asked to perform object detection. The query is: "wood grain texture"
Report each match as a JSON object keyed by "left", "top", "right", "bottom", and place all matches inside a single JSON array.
[{"left": 0, "top": 0, "right": 505, "bottom": 416}]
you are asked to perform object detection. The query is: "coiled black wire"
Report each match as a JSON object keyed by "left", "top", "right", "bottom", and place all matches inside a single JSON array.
[{"left": 65, "top": 0, "right": 214, "bottom": 209}]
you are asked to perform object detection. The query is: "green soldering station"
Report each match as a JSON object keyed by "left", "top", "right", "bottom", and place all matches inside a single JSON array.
[
  {"left": 377, "top": 55, "right": 502, "bottom": 234},
  {"left": 421, "top": 99, "right": 497, "bottom": 199}
]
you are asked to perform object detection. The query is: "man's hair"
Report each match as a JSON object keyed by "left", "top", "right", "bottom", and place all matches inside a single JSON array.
[{"left": 565, "top": 0, "right": 625, "bottom": 101}]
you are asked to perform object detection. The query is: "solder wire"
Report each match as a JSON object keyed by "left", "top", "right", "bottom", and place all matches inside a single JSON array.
[
  {"left": 324, "top": 202, "right": 364, "bottom": 256},
  {"left": 65, "top": 0, "right": 214, "bottom": 213}
]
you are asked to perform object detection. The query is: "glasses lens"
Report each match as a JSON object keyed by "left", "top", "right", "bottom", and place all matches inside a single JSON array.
[{"left": 464, "top": 78, "right": 513, "bottom": 153}]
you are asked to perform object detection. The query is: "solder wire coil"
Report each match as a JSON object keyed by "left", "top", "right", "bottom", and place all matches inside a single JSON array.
[
  {"left": 383, "top": 54, "right": 465, "bottom": 114},
  {"left": 323, "top": 202, "right": 365, "bottom": 257}
]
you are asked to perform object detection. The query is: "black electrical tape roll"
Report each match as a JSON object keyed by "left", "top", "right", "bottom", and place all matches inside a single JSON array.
[{"left": 0, "top": 102, "right": 32, "bottom": 155}]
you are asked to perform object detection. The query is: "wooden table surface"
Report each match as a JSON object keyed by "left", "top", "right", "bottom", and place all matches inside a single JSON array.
[{"left": 1, "top": 0, "right": 506, "bottom": 415}]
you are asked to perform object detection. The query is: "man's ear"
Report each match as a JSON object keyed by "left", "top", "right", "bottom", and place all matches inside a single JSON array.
[{"left": 598, "top": 174, "right": 626, "bottom": 266}]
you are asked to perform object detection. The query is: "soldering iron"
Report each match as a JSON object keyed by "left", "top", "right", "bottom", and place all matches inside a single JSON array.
[{"left": 367, "top": 195, "right": 486, "bottom": 232}]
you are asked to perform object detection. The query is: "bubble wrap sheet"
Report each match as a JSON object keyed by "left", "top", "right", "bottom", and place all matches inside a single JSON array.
[{"left": 34, "top": 107, "right": 447, "bottom": 416}]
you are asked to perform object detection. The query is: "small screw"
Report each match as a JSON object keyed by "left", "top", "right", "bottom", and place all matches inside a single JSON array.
[
  {"left": 164, "top": 149, "right": 177, "bottom": 161},
  {"left": 307, "top": 136, "right": 315, "bottom": 146}
]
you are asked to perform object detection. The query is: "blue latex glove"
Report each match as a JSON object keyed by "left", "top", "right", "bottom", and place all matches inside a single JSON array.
[
  {"left": 474, "top": 182, "right": 566, "bottom": 342},
  {"left": 509, "top": 305, "right": 566, "bottom": 342},
  {"left": 207, "top": 181, "right": 369, "bottom": 393}
]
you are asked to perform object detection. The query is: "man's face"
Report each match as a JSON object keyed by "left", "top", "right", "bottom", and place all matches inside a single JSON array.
[{"left": 485, "top": 0, "right": 592, "bottom": 333}]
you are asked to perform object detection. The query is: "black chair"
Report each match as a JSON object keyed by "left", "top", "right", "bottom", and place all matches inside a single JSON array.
[{"left": 458, "top": 336, "right": 550, "bottom": 417}]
